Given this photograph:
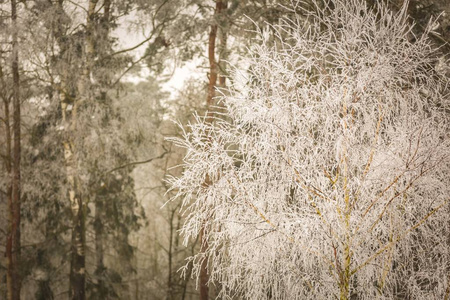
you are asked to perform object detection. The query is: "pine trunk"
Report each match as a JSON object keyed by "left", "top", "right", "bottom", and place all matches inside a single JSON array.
[
  {"left": 94, "top": 197, "right": 106, "bottom": 298},
  {"left": 201, "top": 2, "right": 228, "bottom": 299},
  {"left": 7, "top": 0, "right": 22, "bottom": 298}
]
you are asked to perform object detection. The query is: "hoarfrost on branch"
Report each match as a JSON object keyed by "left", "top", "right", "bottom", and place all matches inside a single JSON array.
[{"left": 169, "top": 0, "right": 450, "bottom": 299}]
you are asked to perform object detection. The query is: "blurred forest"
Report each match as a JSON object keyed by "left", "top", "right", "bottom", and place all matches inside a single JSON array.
[{"left": 0, "top": 0, "right": 449, "bottom": 299}]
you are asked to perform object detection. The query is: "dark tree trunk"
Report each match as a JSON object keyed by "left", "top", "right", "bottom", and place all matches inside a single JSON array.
[
  {"left": 94, "top": 196, "right": 106, "bottom": 298},
  {"left": 167, "top": 209, "right": 175, "bottom": 299},
  {"left": 7, "top": 0, "right": 22, "bottom": 299},
  {"left": 35, "top": 247, "right": 54, "bottom": 300},
  {"left": 206, "top": 0, "right": 227, "bottom": 108},
  {"left": 93, "top": 1, "right": 113, "bottom": 295},
  {"left": 3, "top": 68, "right": 13, "bottom": 300},
  {"left": 69, "top": 193, "right": 86, "bottom": 300}
]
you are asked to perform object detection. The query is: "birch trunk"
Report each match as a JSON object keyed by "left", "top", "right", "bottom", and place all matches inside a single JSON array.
[{"left": 67, "top": 1, "right": 98, "bottom": 299}]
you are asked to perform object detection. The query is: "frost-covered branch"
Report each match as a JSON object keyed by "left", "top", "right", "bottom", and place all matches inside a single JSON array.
[{"left": 170, "top": 1, "right": 450, "bottom": 299}]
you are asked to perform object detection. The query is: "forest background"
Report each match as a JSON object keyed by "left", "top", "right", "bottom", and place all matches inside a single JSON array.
[{"left": 0, "top": 0, "right": 449, "bottom": 299}]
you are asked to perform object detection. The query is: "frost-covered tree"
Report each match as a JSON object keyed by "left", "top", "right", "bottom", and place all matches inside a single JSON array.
[
  {"left": 0, "top": 1, "right": 150, "bottom": 298},
  {"left": 170, "top": 0, "right": 450, "bottom": 299}
]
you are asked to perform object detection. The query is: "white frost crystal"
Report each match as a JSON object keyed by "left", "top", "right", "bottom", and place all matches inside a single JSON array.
[{"left": 169, "top": 1, "right": 450, "bottom": 299}]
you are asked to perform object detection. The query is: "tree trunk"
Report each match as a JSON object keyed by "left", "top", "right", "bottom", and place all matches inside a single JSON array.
[
  {"left": 217, "top": 2, "right": 228, "bottom": 89},
  {"left": 446, "top": 203, "right": 450, "bottom": 300},
  {"left": 68, "top": 185, "right": 86, "bottom": 300},
  {"left": 94, "top": 196, "right": 106, "bottom": 298},
  {"left": 339, "top": 103, "right": 351, "bottom": 300},
  {"left": 7, "top": 1, "right": 22, "bottom": 299},
  {"left": 68, "top": 1, "right": 98, "bottom": 299},
  {"left": 167, "top": 209, "right": 175, "bottom": 299},
  {"left": 201, "top": 2, "right": 228, "bottom": 299},
  {"left": 50, "top": 1, "right": 85, "bottom": 299},
  {"left": 206, "top": 0, "right": 227, "bottom": 109},
  {"left": 36, "top": 247, "right": 54, "bottom": 300},
  {"left": 5, "top": 88, "right": 13, "bottom": 300},
  {"left": 92, "top": 3, "right": 112, "bottom": 296}
]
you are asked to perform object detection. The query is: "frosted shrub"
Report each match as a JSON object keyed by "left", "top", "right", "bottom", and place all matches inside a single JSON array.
[{"left": 169, "top": 0, "right": 450, "bottom": 299}]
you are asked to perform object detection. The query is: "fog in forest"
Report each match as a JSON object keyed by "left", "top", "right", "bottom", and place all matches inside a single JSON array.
[{"left": 0, "top": 0, "right": 449, "bottom": 299}]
